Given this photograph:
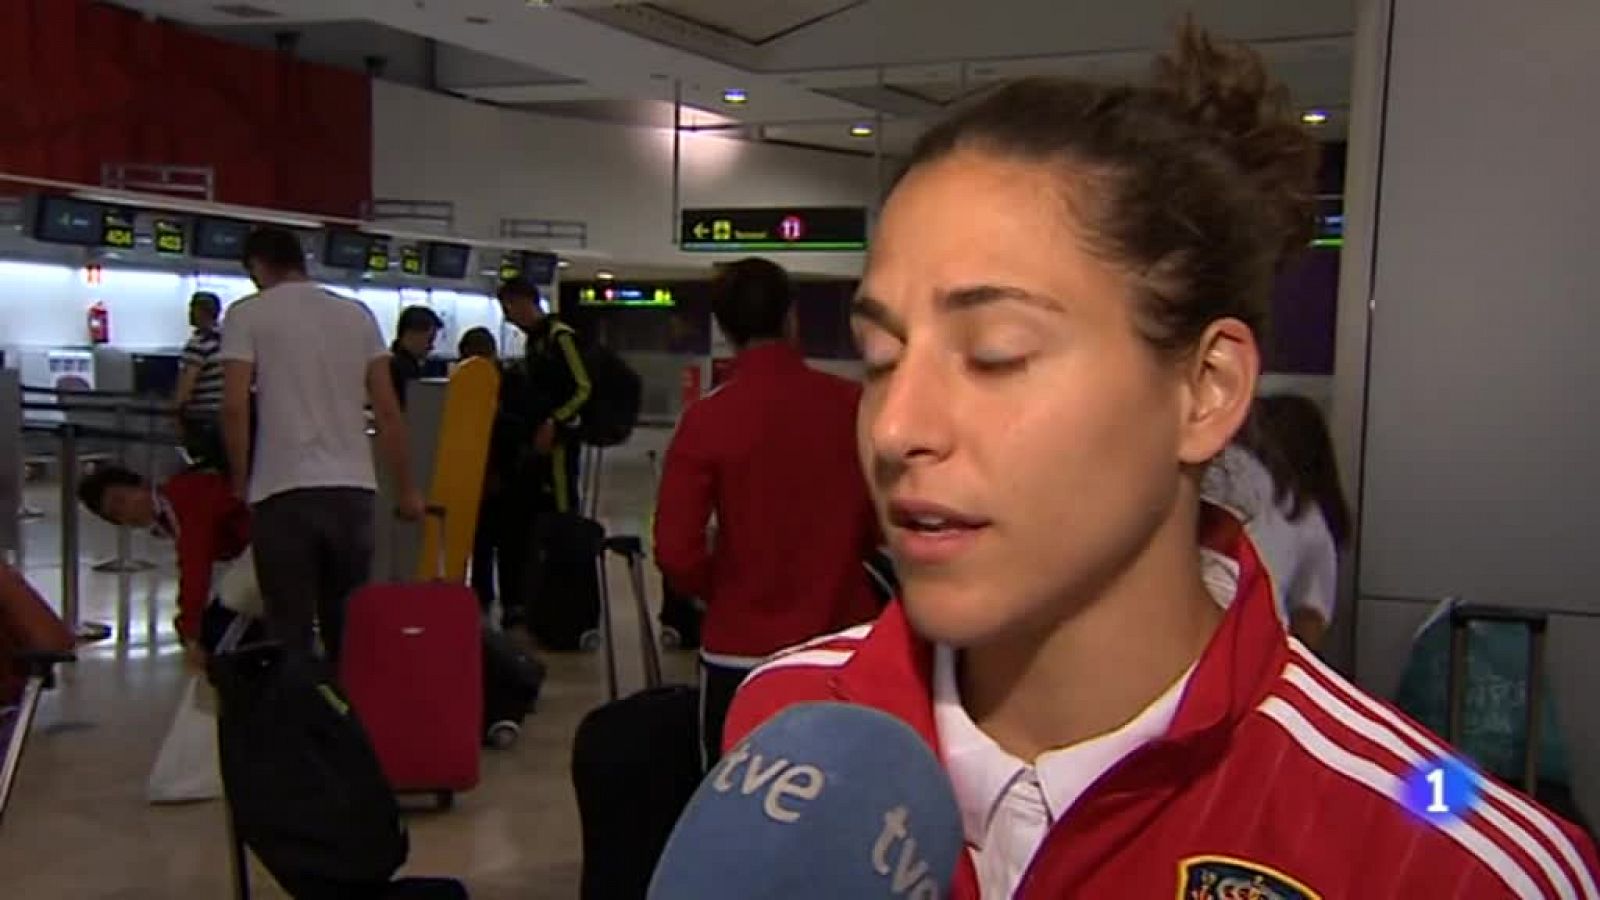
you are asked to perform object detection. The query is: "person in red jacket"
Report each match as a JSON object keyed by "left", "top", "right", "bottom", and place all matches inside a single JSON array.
[
  {"left": 79, "top": 465, "right": 250, "bottom": 663},
  {"left": 725, "top": 24, "right": 1599, "bottom": 899},
  {"left": 655, "top": 257, "right": 880, "bottom": 767}
]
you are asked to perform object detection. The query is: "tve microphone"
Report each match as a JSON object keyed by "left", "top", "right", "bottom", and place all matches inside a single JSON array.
[{"left": 648, "top": 703, "right": 964, "bottom": 900}]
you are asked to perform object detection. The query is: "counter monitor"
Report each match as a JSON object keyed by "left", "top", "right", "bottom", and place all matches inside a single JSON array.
[
  {"left": 426, "top": 242, "right": 471, "bottom": 279},
  {"left": 192, "top": 217, "right": 252, "bottom": 260}
]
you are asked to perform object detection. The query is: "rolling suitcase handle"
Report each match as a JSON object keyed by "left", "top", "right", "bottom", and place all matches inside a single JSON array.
[
  {"left": 422, "top": 504, "right": 449, "bottom": 582},
  {"left": 1446, "top": 603, "right": 1548, "bottom": 796},
  {"left": 597, "top": 536, "right": 663, "bottom": 701}
]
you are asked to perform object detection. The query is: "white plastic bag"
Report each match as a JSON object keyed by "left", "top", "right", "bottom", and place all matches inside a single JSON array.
[
  {"left": 146, "top": 675, "right": 222, "bottom": 805},
  {"left": 216, "top": 547, "right": 263, "bottom": 619}
]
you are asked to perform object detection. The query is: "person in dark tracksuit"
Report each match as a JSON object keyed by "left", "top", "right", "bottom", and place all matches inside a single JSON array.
[
  {"left": 495, "top": 278, "right": 592, "bottom": 633},
  {"left": 388, "top": 305, "right": 443, "bottom": 409}
]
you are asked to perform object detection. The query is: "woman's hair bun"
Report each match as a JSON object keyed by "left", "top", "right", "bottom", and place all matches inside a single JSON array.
[{"left": 1151, "top": 20, "right": 1322, "bottom": 266}]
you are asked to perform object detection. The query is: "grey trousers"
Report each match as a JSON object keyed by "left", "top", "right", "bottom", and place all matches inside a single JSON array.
[{"left": 250, "top": 487, "right": 375, "bottom": 666}]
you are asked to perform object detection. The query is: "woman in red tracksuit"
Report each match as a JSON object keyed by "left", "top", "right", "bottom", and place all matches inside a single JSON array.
[
  {"left": 78, "top": 464, "right": 251, "bottom": 663},
  {"left": 724, "top": 24, "right": 1598, "bottom": 899}
]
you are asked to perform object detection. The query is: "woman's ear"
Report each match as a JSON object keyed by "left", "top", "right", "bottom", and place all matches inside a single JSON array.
[{"left": 1177, "top": 317, "right": 1259, "bottom": 465}]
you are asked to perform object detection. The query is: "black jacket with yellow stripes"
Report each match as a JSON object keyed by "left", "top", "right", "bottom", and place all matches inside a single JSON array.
[{"left": 513, "top": 314, "right": 592, "bottom": 438}]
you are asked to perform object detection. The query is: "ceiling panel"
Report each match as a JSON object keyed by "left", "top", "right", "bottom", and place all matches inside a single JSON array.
[{"left": 645, "top": 0, "right": 865, "bottom": 44}]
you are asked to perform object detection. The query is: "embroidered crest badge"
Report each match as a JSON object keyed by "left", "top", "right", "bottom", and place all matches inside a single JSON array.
[{"left": 1179, "top": 855, "right": 1322, "bottom": 900}]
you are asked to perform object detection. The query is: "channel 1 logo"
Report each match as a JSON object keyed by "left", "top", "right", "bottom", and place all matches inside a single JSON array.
[{"left": 1401, "top": 756, "right": 1482, "bottom": 825}]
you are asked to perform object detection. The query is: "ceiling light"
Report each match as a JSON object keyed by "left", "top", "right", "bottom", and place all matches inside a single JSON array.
[
  {"left": 557, "top": 258, "right": 571, "bottom": 269},
  {"left": 1301, "top": 109, "right": 1330, "bottom": 126},
  {"left": 849, "top": 125, "right": 874, "bottom": 138},
  {"left": 596, "top": 269, "right": 615, "bottom": 281},
  {"left": 722, "top": 89, "right": 748, "bottom": 105}
]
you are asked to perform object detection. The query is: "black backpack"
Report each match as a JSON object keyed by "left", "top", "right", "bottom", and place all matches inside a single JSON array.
[
  {"left": 211, "top": 643, "right": 409, "bottom": 893},
  {"left": 574, "top": 340, "right": 642, "bottom": 448}
]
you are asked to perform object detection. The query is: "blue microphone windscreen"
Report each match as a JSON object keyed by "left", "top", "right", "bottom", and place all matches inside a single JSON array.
[{"left": 648, "top": 702, "right": 964, "bottom": 900}]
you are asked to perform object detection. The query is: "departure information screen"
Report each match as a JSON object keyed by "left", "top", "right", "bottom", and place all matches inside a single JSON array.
[
  {"left": 524, "top": 251, "right": 559, "bottom": 284},
  {"left": 193, "top": 217, "right": 251, "bottom": 260},
  {"left": 324, "top": 230, "right": 373, "bottom": 270},
  {"left": 153, "top": 218, "right": 188, "bottom": 255},
  {"left": 427, "top": 242, "right": 471, "bottom": 279},
  {"left": 32, "top": 196, "right": 106, "bottom": 247},
  {"left": 680, "top": 207, "right": 867, "bottom": 252}
]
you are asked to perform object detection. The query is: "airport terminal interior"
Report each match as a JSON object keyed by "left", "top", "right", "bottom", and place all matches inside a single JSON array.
[{"left": 2, "top": 0, "right": 1598, "bottom": 897}]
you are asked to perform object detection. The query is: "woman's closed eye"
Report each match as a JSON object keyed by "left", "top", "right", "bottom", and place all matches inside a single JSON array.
[
  {"left": 967, "top": 348, "right": 1031, "bottom": 374},
  {"left": 855, "top": 330, "right": 902, "bottom": 379}
]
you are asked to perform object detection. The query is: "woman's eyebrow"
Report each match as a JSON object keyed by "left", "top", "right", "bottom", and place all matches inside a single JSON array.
[
  {"left": 850, "top": 293, "right": 906, "bottom": 340},
  {"left": 939, "top": 284, "right": 1063, "bottom": 315}
]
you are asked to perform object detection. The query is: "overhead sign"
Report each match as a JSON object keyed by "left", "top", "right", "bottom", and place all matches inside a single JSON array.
[
  {"left": 577, "top": 284, "right": 675, "bottom": 308},
  {"left": 680, "top": 207, "right": 867, "bottom": 252},
  {"left": 153, "top": 218, "right": 187, "bottom": 256}
]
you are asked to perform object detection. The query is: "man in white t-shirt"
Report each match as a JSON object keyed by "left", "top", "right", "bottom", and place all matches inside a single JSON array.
[{"left": 219, "top": 226, "right": 424, "bottom": 664}]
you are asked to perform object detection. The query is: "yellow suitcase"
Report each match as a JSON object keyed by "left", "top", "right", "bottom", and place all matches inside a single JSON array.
[{"left": 416, "top": 357, "right": 500, "bottom": 583}]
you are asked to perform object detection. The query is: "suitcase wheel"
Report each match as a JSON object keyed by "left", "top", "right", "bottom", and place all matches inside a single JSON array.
[
  {"left": 487, "top": 721, "right": 521, "bottom": 750},
  {"left": 660, "top": 627, "right": 683, "bottom": 650},
  {"left": 578, "top": 629, "right": 602, "bottom": 652}
]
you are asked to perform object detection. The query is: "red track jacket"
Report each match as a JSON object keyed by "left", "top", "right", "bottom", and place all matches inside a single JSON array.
[
  {"left": 158, "top": 470, "right": 250, "bottom": 642},
  {"left": 654, "top": 343, "right": 879, "bottom": 661},
  {"left": 726, "top": 509, "right": 1600, "bottom": 899}
]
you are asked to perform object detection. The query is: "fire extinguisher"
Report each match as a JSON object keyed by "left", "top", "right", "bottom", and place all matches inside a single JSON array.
[{"left": 87, "top": 301, "right": 110, "bottom": 345}]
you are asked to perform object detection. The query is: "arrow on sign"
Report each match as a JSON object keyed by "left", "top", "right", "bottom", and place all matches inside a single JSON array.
[{"left": 693, "top": 221, "right": 710, "bottom": 240}]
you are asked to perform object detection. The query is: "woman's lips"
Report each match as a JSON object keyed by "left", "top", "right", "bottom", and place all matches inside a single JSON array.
[{"left": 886, "top": 499, "right": 991, "bottom": 565}]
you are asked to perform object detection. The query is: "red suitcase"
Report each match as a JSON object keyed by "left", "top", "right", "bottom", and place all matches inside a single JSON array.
[{"left": 341, "top": 509, "right": 481, "bottom": 807}]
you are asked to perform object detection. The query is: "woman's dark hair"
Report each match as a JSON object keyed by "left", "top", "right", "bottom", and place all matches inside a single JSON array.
[
  {"left": 240, "top": 226, "right": 307, "bottom": 273},
  {"left": 1239, "top": 394, "right": 1352, "bottom": 547},
  {"left": 77, "top": 464, "right": 145, "bottom": 521},
  {"left": 712, "top": 257, "right": 791, "bottom": 347},
  {"left": 458, "top": 326, "right": 497, "bottom": 359},
  {"left": 901, "top": 22, "right": 1320, "bottom": 356},
  {"left": 397, "top": 305, "right": 444, "bottom": 336}
]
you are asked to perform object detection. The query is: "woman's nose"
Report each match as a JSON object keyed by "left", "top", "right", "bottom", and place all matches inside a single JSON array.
[{"left": 866, "top": 350, "right": 954, "bottom": 470}]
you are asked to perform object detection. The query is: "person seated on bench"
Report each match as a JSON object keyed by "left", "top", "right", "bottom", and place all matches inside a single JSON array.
[{"left": 78, "top": 465, "right": 252, "bottom": 665}]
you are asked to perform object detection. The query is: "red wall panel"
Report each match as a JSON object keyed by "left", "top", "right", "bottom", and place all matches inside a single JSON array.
[{"left": 0, "top": 0, "right": 371, "bottom": 217}]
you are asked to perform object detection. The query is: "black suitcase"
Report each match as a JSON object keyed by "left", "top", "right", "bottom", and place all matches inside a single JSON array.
[
  {"left": 526, "top": 511, "right": 604, "bottom": 652},
  {"left": 483, "top": 626, "right": 545, "bottom": 748},
  {"left": 572, "top": 532, "right": 704, "bottom": 900}
]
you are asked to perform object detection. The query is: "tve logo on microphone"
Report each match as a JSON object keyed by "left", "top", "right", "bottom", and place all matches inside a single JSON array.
[
  {"left": 649, "top": 704, "right": 964, "bottom": 900},
  {"left": 710, "top": 743, "right": 825, "bottom": 823}
]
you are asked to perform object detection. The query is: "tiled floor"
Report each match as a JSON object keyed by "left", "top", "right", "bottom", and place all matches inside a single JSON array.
[{"left": 1, "top": 429, "right": 696, "bottom": 898}]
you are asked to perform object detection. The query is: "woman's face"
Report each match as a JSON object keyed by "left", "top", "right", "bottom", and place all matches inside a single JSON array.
[{"left": 854, "top": 151, "right": 1216, "bottom": 648}]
